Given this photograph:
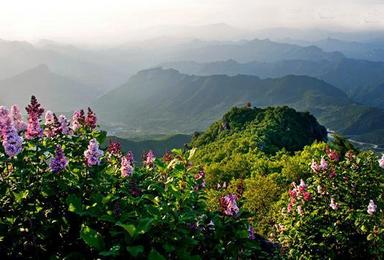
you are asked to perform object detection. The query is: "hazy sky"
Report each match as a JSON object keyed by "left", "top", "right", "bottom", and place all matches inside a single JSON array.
[{"left": 1, "top": 0, "right": 384, "bottom": 44}]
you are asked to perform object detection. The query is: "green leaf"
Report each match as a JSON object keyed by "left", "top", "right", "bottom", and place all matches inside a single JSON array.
[
  {"left": 80, "top": 225, "right": 104, "bottom": 251},
  {"left": 126, "top": 245, "right": 144, "bottom": 257},
  {"left": 148, "top": 249, "right": 166, "bottom": 260},
  {"left": 117, "top": 223, "right": 136, "bottom": 237},
  {"left": 137, "top": 218, "right": 153, "bottom": 235},
  {"left": 67, "top": 194, "right": 83, "bottom": 214},
  {"left": 99, "top": 245, "right": 120, "bottom": 256},
  {"left": 13, "top": 190, "right": 28, "bottom": 203}
]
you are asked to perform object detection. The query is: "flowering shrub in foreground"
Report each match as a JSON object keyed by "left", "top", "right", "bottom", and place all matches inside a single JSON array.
[
  {"left": 277, "top": 148, "right": 384, "bottom": 259},
  {"left": 0, "top": 96, "right": 262, "bottom": 258}
]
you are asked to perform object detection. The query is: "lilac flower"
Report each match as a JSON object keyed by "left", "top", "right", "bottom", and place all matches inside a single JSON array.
[
  {"left": 367, "top": 200, "right": 377, "bottom": 215},
  {"left": 71, "top": 110, "right": 85, "bottom": 132},
  {"left": 248, "top": 225, "right": 255, "bottom": 240},
  {"left": 326, "top": 147, "right": 340, "bottom": 162},
  {"left": 121, "top": 154, "right": 134, "bottom": 177},
  {"left": 1, "top": 117, "right": 23, "bottom": 157},
  {"left": 44, "top": 111, "right": 55, "bottom": 126},
  {"left": 329, "top": 198, "right": 338, "bottom": 210},
  {"left": 311, "top": 160, "right": 321, "bottom": 173},
  {"left": 84, "top": 138, "right": 104, "bottom": 166},
  {"left": 49, "top": 146, "right": 68, "bottom": 173},
  {"left": 107, "top": 141, "right": 121, "bottom": 155},
  {"left": 0, "top": 106, "right": 9, "bottom": 130},
  {"left": 297, "top": 205, "right": 303, "bottom": 216},
  {"left": 144, "top": 150, "right": 155, "bottom": 167},
  {"left": 320, "top": 157, "right": 328, "bottom": 170},
  {"left": 85, "top": 107, "right": 97, "bottom": 128},
  {"left": 220, "top": 194, "right": 239, "bottom": 216},
  {"left": 10, "top": 105, "right": 27, "bottom": 132},
  {"left": 58, "top": 115, "right": 71, "bottom": 135},
  {"left": 299, "top": 179, "right": 307, "bottom": 192},
  {"left": 25, "top": 96, "right": 44, "bottom": 139},
  {"left": 379, "top": 154, "right": 384, "bottom": 169},
  {"left": 194, "top": 170, "right": 206, "bottom": 191},
  {"left": 311, "top": 157, "right": 327, "bottom": 173}
]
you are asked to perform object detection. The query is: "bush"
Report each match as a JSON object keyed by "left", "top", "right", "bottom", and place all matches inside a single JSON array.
[
  {"left": 276, "top": 148, "right": 384, "bottom": 259},
  {"left": 0, "top": 97, "right": 262, "bottom": 259}
]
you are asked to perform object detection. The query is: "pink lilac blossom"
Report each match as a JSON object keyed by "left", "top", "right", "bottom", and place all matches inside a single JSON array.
[
  {"left": 49, "top": 146, "right": 68, "bottom": 173},
  {"left": 58, "top": 115, "right": 71, "bottom": 135},
  {"left": 71, "top": 110, "right": 85, "bottom": 132},
  {"left": 85, "top": 107, "right": 97, "bottom": 128},
  {"left": 1, "top": 117, "right": 23, "bottom": 157},
  {"left": 44, "top": 111, "right": 55, "bottom": 125},
  {"left": 329, "top": 198, "right": 338, "bottom": 210},
  {"left": 220, "top": 194, "right": 239, "bottom": 216},
  {"left": 107, "top": 141, "right": 121, "bottom": 155},
  {"left": 84, "top": 138, "right": 104, "bottom": 166},
  {"left": 326, "top": 147, "right": 340, "bottom": 162},
  {"left": 379, "top": 154, "right": 384, "bottom": 169},
  {"left": 25, "top": 96, "right": 44, "bottom": 139},
  {"left": 311, "top": 157, "right": 328, "bottom": 173},
  {"left": 0, "top": 106, "right": 9, "bottom": 130},
  {"left": 10, "top": 105, "right": 27, "bottom": 132},
  {"left": 144, "top": 150, "right": 155, "bottom": 167},
  {"left": 297, "top": 205, "right": 303, "bottom": 216},
  {"left": 194, "top": 170, "right": 206, "bottom": 191},
  {"left": 121, "top": 154, "right": 134, "bottom": 177},
  {"left": 367, "top": 200, "right": 377, "bottom": 215}
]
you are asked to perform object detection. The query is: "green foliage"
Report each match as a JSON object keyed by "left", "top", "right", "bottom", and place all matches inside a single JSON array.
[
  {"left": 276, "top": 149, "right": 384, "bottom": 259},
  {"left": 0, "top": 123, "right": 262, "bottom": 258}
]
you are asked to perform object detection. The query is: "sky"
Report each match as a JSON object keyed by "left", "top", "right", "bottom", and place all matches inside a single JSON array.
[{"left": 1, "top": 0, "right": 384, "bottom": 44}]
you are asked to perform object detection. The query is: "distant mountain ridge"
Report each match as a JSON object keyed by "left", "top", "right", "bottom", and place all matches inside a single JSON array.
[
  {"left": 95, "top": 68, "right": 384, "bottom": 144},
  {"left": 0, "top": 64, "right": 99, "bottom": 112},
  {"left": 162, "top": 58, "right": 384, "bottom": 107}
]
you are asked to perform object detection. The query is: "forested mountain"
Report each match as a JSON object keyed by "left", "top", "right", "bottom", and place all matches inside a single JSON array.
[
  {"left": 0, "top": 64, "right": 99, "bottom": 112},
  {"left": 95, "top": 68, "right": 384, "bottom": 144},
  {"left": 163, "top": 58, "right": 384, "bottom": 102}
]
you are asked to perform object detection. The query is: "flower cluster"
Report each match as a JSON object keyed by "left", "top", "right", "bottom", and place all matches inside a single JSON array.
[
  {"left": 84, "top": 139, "right": 104, "bottom": 166},
  {"left": 58, "top": 115, "right": 71, "bottom": 135},
  {"left": 144, "top": 150, "right": 155, "bottom": 168},
  {"left": 379, "top": 154, "right": 384, "bottom": 169},
  {"left": 85, "top": 107, "right": 97, "bottom": 128},
  {"left": 329, "top": 198, "right": 339, "bottom": 210},
  {"left": 194, "top": 170, "right": 206, "bottom": 191},
  {"left": 367, "top": 200, "right": 377, "bottom": 215},
  {"left": 287, "top": 179, "right": 311, "bottom": 215},
  {"left": 121, "top": 151, "right": 134, "bottom": 177},
  {"left": 71, "top": 110, "right": 85, "bottom": 132},
  {"left": 25, "top": 96, "right": 44, "bottom": 139},
  {"left": 44, "top": 111, "right": 61, "bottom": 137},
  {"left": 1, "top": 116, "right": 23, "bottom": 157},
  {"left": 220, "top": 194, "right": 239, "bottom": 216},
  {"left": 248, "top": 224, "right": 256, "bottom": 240},
  {"left": 10, "top": 105, "right": 27, "bottom": 132},
  {"left": 311, "top": 157, "right": 328, "bottom": 173},
  {"left": 107, "top": 141, "right": 121, "bottom": 156},
  {"left": 49, "top": 146, "right": 68, "bottom": 173},
  {"left": 326, "top": 146, "right": 340, "bottom": 162}
]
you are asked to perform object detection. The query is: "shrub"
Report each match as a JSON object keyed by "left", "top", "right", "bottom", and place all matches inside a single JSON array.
[
  {"left": 0, "top": 97, "right": 262, "bottom": 259},
  {"left": 276, "top": 148, "right": 384, "bottom": 259}
]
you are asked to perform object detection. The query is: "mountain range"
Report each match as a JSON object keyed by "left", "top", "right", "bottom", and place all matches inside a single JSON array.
[
  {"left": 162, "top": 58, "right": 384, "bottom": 108},
  {"left": 94, "top": 68, "right": 384, "bottom": 144},
  {"left": 0, "top": 64, "right": 98, "bottom": 112}
]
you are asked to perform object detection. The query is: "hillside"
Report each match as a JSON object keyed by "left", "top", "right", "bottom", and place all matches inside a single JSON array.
[
  {"left": 95, "top": 68, "right": 384, "bottom": 144},
  {"left": 0, "top": 64, "right": 99, "bottom": 112},
  {"left": 191, "top": 106, "right": 327, "bottom": 153},
  {"left": 163, "top": 58, "right": 384, "bottom": 99}
]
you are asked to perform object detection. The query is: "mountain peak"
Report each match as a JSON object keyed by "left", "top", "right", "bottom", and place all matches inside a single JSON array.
[{"left": 32, "top": 64, "right": 50, "bottom": 73}]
